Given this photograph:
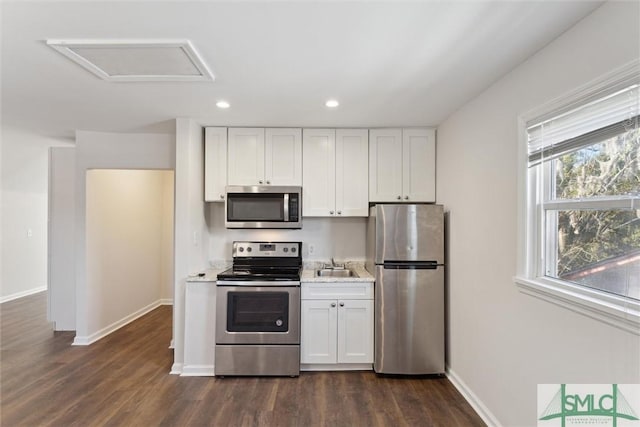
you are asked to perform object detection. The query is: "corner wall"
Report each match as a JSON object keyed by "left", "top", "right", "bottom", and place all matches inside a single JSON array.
[{"left": 436, "top": 2, "right": 640, "bottom": 425}]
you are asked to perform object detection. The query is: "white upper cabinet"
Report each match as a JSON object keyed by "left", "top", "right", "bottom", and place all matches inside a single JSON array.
[
  {"left": 302, "top": 129, "right": 336, "bottom": 217},
  {"left": 227, "top": 128, "right": 265, "bottom": 185},
  {"left": 335, "top": 129, "right": 369, "bottom": 216},
  {"left": 369, "top": 128, "right": 435, "bottom": 202},
  {"left": 303, "top": 128, "right": 368, "bottom": 217},
  {"left": 265, "top": 128, "right": 302, "bottom": 185},
  {"left": 403, "top": 128, "right": 436, "bottom": 202},
  {"left": 369, "top": 129, "right": 403, "bottom": 202},
  {"left": 227, "top": 128, "right": 301, "bottom": 186},
  {"left": 204, "top": 127, "right": 228, "bottom": 202}
]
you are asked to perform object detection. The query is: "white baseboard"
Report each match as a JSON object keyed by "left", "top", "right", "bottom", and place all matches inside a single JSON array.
[
  {"left": 446, "top": 367, "right": 501, "bottom": 427},
  {"left": 72, "top": 299, "right": 165, "bottom": 346},
  {"left": 159, "top": 298, "right": 173, "bottom": 305},
  {"left": 170, "top": 363, "right": 183, "bottom": 375},
  {"left": 0, "top": 286, "right": 46, "bottom": 304},
  {"left": 181, "top": 365, "right": 215, "bottom": 376}
]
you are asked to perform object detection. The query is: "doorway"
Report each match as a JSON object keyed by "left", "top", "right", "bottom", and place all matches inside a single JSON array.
[{"left": 82, "top": 169, "right": 174, "bottom": 341}]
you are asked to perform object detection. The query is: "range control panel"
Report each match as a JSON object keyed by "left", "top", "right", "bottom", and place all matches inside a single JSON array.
[{"left": 232, "top": 241, "right": 302, "bottom": 258}]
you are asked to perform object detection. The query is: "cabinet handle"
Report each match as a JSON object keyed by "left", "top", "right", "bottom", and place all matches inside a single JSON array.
[
  {"left": 397, "top": 196, "right": 401, "bottom": 200},
  {"left": 331, "top": 302, "right": 336, "bottom": 307},
  {"left": 337, "top": 211, "right": 342, "bottom": 215},
  {"left": 259, "top": 180, "right": 263, "bottom": 184},
  {"left": 329, "top": 211, "right": 334, "bottom": 215},
  {"left": 266, "top": 180, "right": 271, "bottom": 184},
  {"left": 220, "top": 194, "right": 224, "bottom": 200},
  {"left": 339, "top": 302, "right": 345, "bottom": 307},
  {"left": 404, "top": 196, "right": 409, "bottom": 200}
]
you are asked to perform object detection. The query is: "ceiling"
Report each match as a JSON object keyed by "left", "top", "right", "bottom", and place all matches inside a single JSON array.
[{"left": 1, "top": 1, "right": 603, "bottom": 139}]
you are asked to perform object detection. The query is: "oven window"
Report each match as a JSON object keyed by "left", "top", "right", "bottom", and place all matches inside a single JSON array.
[
  {"left": 227, "top": 194, "right": 284, "bottom": 222},
  {"left": 227, "top": 292, "right": 289, "bottom": 332}
]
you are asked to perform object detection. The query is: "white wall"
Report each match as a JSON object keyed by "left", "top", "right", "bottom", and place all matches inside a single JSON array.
[
  {"left": 0, "top": 127, "right": 72, "bottom": 301},
  {"left": 436, "top": 2, "right": 640, "bottom": 426},
  {"left": 206, "top": 203, "right": 366, "bottom": 262},
  {"left": 85, "top": 169, "right": 173, "bottom": 340},
  {"left": 74, "top": 130, "right": 174, "bottom": 343},
  {"left": 161, "top": 171, "right": 174, "bottom": 301},
  {"left": 172, "top": 118, "right": 210, "bottom": 373},
  {"left": 48, "top": 147, "right": 76, "bottom": 330}
]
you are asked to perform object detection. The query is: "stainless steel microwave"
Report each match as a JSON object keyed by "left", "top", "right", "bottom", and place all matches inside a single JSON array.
[{"left": 225, "top": 185, "right": 302, "bottom": 229}]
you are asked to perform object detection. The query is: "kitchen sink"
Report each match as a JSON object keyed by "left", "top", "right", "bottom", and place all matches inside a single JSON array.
[{"left": 315, "top": 268, "right": 358, "bottom": 278}]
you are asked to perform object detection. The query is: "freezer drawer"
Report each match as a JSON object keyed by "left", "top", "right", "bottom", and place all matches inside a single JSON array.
[{"left": 374, "top": 265, "right": 444, "bottom": 374}]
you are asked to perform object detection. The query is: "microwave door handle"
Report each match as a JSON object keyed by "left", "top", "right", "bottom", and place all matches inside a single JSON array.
[{"left": 283, "top": 193, "right": 289, "bottom": 221}]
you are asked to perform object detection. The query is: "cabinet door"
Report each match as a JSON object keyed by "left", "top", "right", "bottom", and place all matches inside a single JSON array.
[
  {"left": 265, "top": 128, "right": 302, "bottom": 186},
  {"left": 337, "top": 299, "right": 374, "bottom": 364},
  {"left": 369, "top": 129, "right": 403, "bottom": 202},
  {"left": 301, "top": 300, "right": 337, "bottom": 364},
  {"left": 227, "top": 128, "right": 265, "bottom": 185},
  {"left": 204, "top": 127, "right": 228, "bottom": 202},
  {"left": 402, "top": 128, "right": 436, "bottom": 202},
  {"left": 302, "top": 129, "right": 336, "bottom": 217},
  {"left": 335, "top": 129, "right": 369, "bottom": 217}
]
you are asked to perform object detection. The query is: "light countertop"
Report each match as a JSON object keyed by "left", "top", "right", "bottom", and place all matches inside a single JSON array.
[
  {"left": 186, "top": 264, "right": 374, "bottom": 283},
  {"left": 186, "top": 268, "right": 226, "bottom": 283},
  {"left": 301, "top": 264, "right": 374, "bottom": 283}
]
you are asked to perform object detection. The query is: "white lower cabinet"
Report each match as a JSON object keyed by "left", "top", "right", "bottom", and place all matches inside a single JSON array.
[
  {"left": 300, "top": 282, "right": 374, "bottom": 369},
  {"left": 337, "top": 299, "right": 374, "bottom": 364},
  {"left": 300, "top": 300, "right": 338, "bottom": 364}
]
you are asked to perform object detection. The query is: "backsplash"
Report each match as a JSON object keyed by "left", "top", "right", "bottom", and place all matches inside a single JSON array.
[{"left": 205, "top": 203, "right": 367, "bottom": 261}]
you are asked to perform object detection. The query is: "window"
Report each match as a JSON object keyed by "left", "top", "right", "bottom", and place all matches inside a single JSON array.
[{"left": 517, "top": 62, "right": 640, "bottom": 333}]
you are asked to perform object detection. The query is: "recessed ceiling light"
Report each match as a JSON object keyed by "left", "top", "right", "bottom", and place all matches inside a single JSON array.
[
  {"left": 216, "top": 100, "right": 230, "bottom": 109},
  {"left": 325, "top": 99, "right": 339, "bottom": 108},
  {"left": 46, "top": 39, "right": 214, "bottom": 82}
]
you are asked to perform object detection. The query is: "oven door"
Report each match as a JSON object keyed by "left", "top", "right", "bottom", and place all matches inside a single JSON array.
[{"left": 216, "top": 284, "right": 300, "bottom": 345}]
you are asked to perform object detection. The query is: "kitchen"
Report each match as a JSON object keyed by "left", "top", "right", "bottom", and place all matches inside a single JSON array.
[
  {"left": 182, "top": 128, "right": 442, "bottom": 378},
  {"left": 2, "top": 1, "right": 639, "bottom": 426}
]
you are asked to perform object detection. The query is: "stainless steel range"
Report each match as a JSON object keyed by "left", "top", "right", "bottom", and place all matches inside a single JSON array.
[{"left": 215, "top": 241, "right": 302, "bottom": 376}]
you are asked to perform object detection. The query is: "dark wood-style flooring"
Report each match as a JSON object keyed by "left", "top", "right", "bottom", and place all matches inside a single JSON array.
[{"left": 1, "top": 292, "right": 484, "bottom": 426}]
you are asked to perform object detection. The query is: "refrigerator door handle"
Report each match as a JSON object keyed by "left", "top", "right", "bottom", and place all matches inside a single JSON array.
[{"left": 382, "top": 261, "right": 440, "bottom": 270}]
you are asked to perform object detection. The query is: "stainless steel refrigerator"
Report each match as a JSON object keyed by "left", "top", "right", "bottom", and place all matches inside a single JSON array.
[{"left": 366, "top": 204, "right": 445, "bottom": 375}]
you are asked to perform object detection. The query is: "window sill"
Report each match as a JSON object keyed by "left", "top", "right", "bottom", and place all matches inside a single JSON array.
[{"left": 514, "top": 276, "right": 640, "bottom": 335}]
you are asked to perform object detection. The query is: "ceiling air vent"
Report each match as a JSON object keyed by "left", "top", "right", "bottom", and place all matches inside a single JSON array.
[{"left": 46, "top": 39, "right": 214, "bottom": 82}]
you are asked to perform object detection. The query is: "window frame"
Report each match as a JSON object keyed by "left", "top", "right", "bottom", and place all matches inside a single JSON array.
[{"left": 514, "top": 60, "right": 640, "bottom": 335}]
